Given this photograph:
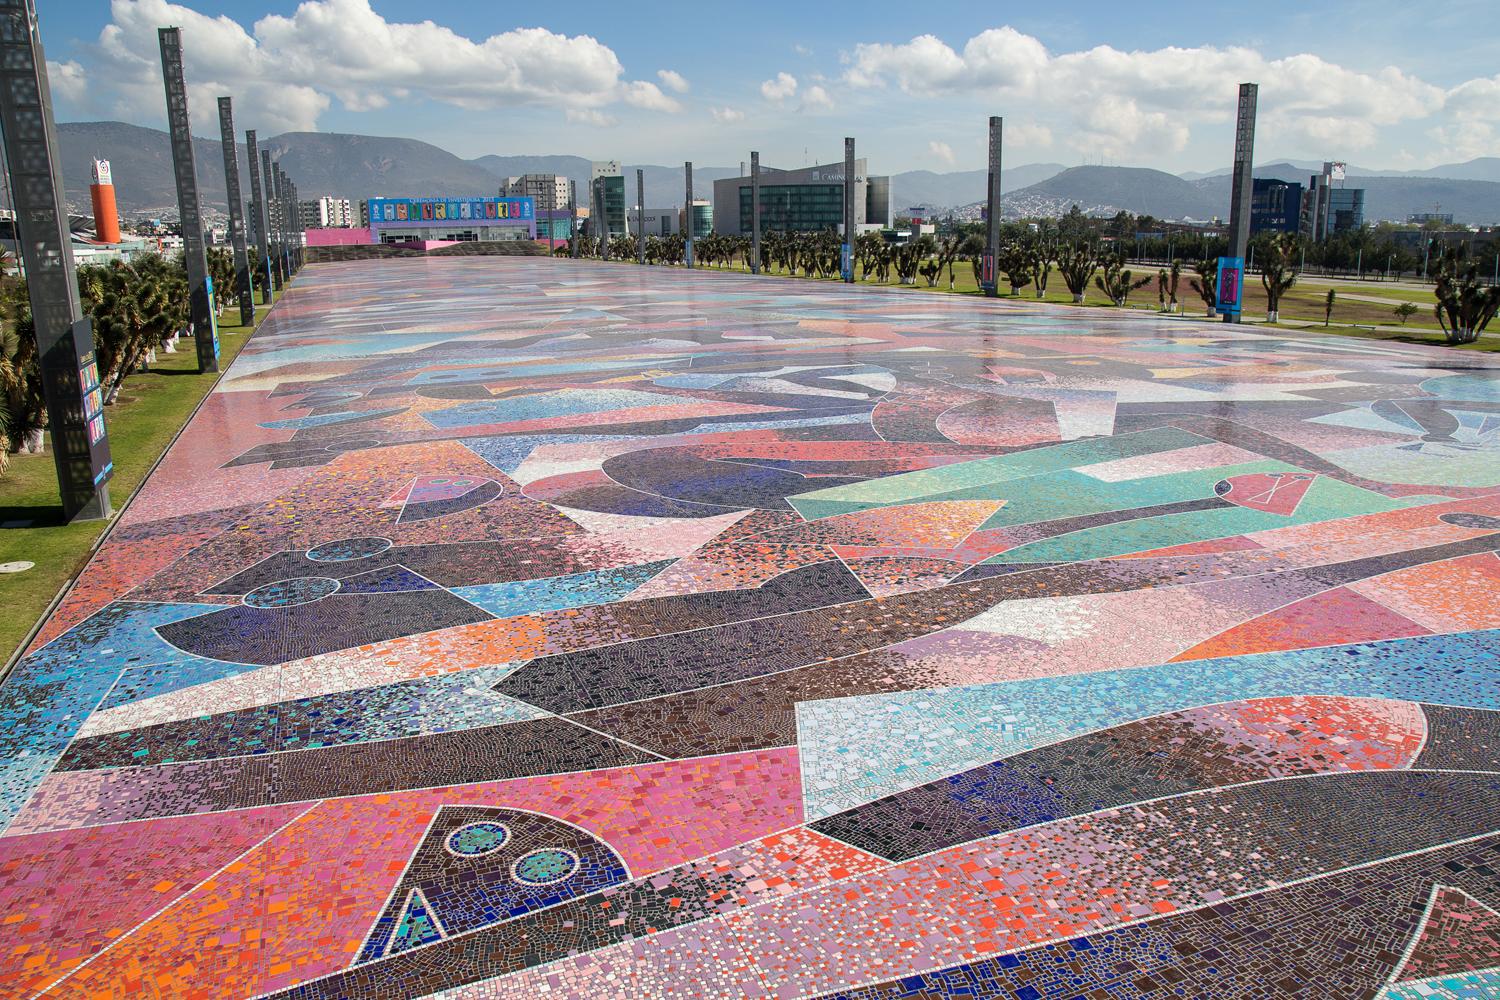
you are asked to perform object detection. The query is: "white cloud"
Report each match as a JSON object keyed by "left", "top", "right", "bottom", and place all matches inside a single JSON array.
[
  {"left": 70, "top": 0, "right": 672, "bottom": 133},
  {"left": 842, "top": 26, "right": 1449, "bottom": 159},
  {"left": 46, "top": 60, "right": 88, "bottom": 104},
  {"left": 566, "top": 108, "right": 617, "bottom": 127},
  {"left": 760, "top": 71, "right": 798, "bottom": 102},
  {"left": 1446, "top": 75, "right": 1500, "bottom": 121},
  {"left": 657, "top": 69, "right": 689, "bottom": 94},
  {"left": 710, "top": 106, "right": 745, "bottom": 123},
  {"left": 800, "top": 84, "right": 834, "bottom": 112},
  {"left": 794, "top": 44, "right": 813, "bottom": 57},
  {"left": 929, "top": 140, "right": 955, "bottom": 164},
  {"left": 1006, "top": 122, "right": 1053, "bottom": 148},
  {"left": 621, "top": 80, "right": 682, "bottom": 113}
]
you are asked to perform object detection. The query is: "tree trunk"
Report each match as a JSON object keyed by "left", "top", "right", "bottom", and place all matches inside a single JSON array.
[
  {"left": 1267, "top": 310, "right": 1278, "bottom": 323},
  {"left": 1072, "top": 293, "right": 1085, "bottom": 304},
  {"left": 22, "top": 427, "right": 44, "bottom": 453},
  {"left": 1206, "top": 307, "right": 1216, "bottom": 318}
]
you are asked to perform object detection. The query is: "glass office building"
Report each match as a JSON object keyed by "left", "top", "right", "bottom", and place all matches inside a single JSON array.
[{"left": 712, "top": 159, "right": 891, "bottom": 236}]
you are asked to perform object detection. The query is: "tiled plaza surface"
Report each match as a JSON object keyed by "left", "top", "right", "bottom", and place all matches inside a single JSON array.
[{"left": 3, "top": 256, "right": 1500, "bottom": 999}]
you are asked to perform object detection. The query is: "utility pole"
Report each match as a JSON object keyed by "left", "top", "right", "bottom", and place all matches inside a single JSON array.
[
  {"left": 216, "top": 97, "right": 253, "bottom": 326},
  {"left": 159, "top": 26, "right": 218, "bottom": 370},
  {"left": 684, "top": 160, "right": 694, "bottom": 268},
  {"left": 842, "top": 137, "right": 855, "bottom": 282},
  {"left": 0, "top": 0, "right": 111, "bottom": 520},
  {"left": 750, "top": 151, "right": 761, "bottom": 274}
]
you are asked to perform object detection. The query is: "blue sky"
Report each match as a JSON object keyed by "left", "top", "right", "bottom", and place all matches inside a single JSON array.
[{"left": 41, "top": 0, "right": 1500, "bottom": 173}]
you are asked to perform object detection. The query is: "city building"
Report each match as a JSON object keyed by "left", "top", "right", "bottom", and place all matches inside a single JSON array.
[
  {"left": 681, "top": 200, "right": 712, "bottom": 238},
  {"left": 627, "top": 207, "right": 681, "bottom": 237},
  {"left": 590, "top": 161, "right": 626, "bottom": 237},
  {"left": 1250, "top": 178, "right": 1302, "bottom": 234},
  {"left": 501, "top": 174, "right": 572, "bottom": 213},
  {"left": 1301, "top": 162, "right": 1365, "bottom": 241},
  {"left": 366, "top": 196, "right": 536, "bottom": 243},
  {"left": 300, "top": 196, "right": 355, "bottom": 229},
  {"left": 1408, "top": 212, "right": 1455, "bottom": 226},
  {"left": 711, "top": 159, "right": 891, "bottom": 236}
]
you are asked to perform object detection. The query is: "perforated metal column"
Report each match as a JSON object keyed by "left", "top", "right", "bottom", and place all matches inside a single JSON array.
[
  {"left": 158, "top": 27, "right": 217, "bottom": 372},
  {"left": 217, "top": 97, "right": 253, "bottom": 325},
  {"left": 0, "top": 0, "right": 111, "bottom": 519}
]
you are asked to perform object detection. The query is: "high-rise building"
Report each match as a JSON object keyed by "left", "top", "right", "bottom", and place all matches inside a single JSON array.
[
  {"left": 590, "top": 161, "right": 626, "bottom": 237},
  {"left": 1250, "top": 178, "right": 1302, "bottom": 234},
  {"left": 89, "top": 160, "right": 121, "bottom": 244},
  {"left": 299, "top": 196, "right": 354, "bottom": 229},
  {"left": 1300, "top": 162, "right": 1365, "bottom": 240},
  {"left": 680, "top": 199, "right": 712, "bottom": 238},
  {"left": 500, "top": 175, "right": 571, "bottom": 213},
  {"left": 711, "top": 159, "right": 891, "bottom": 236}
]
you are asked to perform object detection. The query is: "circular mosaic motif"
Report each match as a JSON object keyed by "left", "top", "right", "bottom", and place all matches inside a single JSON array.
[
  {"left": 446, "top": 822, "right": 510, "bottom": 857},
  {"left": 511, "top": 849, "right": 579, "bottom": 886},
  {"left": 243, "top": 577, "right": 341, "bottom": 608},
  {"left": 307, "top": 536, "right": 392, "bottom": 562}
]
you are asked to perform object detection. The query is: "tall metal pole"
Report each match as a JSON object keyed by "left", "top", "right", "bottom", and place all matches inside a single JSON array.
[
  {"left": 636, "top": 167, "right": 646, "bottom": 264},
  {"left": 158, "top": 26, "right": 218, "bottom": 372},
  {"left": 842, "top": 137, "right": 855, "bottom": 282},
  {"left": 569, "top": 179, "right": 579, "bottom": 258},
  {"left": 271, "top": 165, "right": 288, "bottom": 282},
  {"left": 0, "top": 0, "right": 111, "bottom": 520},
  {"left": 983, "top": 116, "right": 1002, "bottom": 297},
  {"left": 684, "top": 161, "right": 694, "bottom": 268},
  {"left": 1222, "top": 82, "right": 1257, "bottom": 324},
  {"left": 216, "top": 97, "right": 253, "bottom": 326},
  {"left": 289, "top": 179, "right": 300, "bottom": 271},
  {"left": 595, "top": 177, "right": 609, "bottom": 260},
  {"left": 245, "top": 130, "right": 273, "bottom": 301},
  {"left": 259, "top": 148, "right": 280, "bottom": 290},
  {"left": 750, "top": 151, "right": 761, "bottom": 274}
]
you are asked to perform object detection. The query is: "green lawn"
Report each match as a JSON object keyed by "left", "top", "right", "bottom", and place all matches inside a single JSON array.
[{"left": 0, "top": 293, "right": 276, "bottom": 668}]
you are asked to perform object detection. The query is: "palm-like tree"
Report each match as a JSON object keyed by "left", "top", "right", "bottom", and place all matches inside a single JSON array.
[
  {"left": 1095, "top": 255, "right": 1153, "bottom": 306},
  {"left": 1057, "top": 245, "right": 1096, "bottom": 304},
  {"left": 1432, "top": 247, "right": 1500, "bottom": 345},
  {"left": 1188, "top": 259, "right": 1218, "bottom": 317},
  {"left": 1257, "top": 233, "right": 1300, "bottom": 322}
]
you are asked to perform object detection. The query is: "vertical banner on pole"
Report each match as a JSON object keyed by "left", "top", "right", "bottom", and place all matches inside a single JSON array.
[
  {"left": 750, "top": 151, "right": 761, "bottom": 274},
  {"left": 158, "top": 27, "right": 218, "bottom": 372},
  {"left": 842, "top": 137, "right": 855, "bottom": 282},
  {"left": 1222, "top": 82, "right": 1258, "bottom": 323},
  {"left": 984, "top": 115, "right": 1003, "bottom": 297},
  {"left": 684, "top": 161, "right": 694, "bottom": 268},
  {"left": 0, "top": 0, "right": 111, "bottom": 520},
  {"left": 216, "top": 97, "right": 253, "bottom": 326},
  {"left": 636, "top": 168, "right": 646, "bottom": 264}
]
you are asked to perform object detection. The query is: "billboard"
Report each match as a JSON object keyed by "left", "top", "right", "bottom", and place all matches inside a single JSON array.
[{"left": 368, "top": 197, "right": 534, "bottom": 227}]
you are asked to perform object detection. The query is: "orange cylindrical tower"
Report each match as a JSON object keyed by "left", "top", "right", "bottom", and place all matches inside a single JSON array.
[{"left": 90, "top": 159, "right": 121, "bottom": 244}]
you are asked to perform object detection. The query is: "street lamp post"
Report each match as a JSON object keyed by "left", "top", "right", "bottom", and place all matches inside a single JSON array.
[{"left": 750, "top": 151, "right": 761, "bottom": 275}]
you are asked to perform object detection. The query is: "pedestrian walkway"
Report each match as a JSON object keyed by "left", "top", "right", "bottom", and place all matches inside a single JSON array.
[{"left": 3, "top": 256, "right": 1500, "bottom": 999}]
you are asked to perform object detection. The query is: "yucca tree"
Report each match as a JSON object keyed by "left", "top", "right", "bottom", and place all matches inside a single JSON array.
[
  {"left": 206, "top": 246, "right": 236, "bottom": 316},
  {"left": 85, "top": 255, "right": 190, "bottom": 404},
  {"left": 1432, "top": 247, "right": 1500, "bottom": 345},
  {"left": 0, "top": 284, "right": 45, "bottom": 470},
  {"left": 1257, "top": 233, "right": 1300, "bottom": 322},
  {"left": 1167, "top": 258, "right": 1182, "bottom": 312},
  {"left": 997, "top": 241, "right": 1033, "bottom": 295},
  {"left": 1057, "top": 245, "right": 1096, "bottom": 304},
  {"left": 1095, "top": 255, "right": 1153, "bottom": 306},
  {"left": 1188, "top": 258, "right": 1218, "bottom": 317},
  {"left": 1030, "top": 243, "right": 1053, "bottom": 298}
]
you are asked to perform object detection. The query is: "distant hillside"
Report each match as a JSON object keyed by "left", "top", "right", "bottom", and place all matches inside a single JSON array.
[
  {"left": 886, "top": 164, "right": 1065, "bottom": 210},
  {"left": 50, "top": 121, "right": 1500, "bottom": 225},
  {"left": 1192, "top": 172, "right": 1500, "bottom": 225},
  {"left": 1007, "top": 166, "right": 1221, "bottom": 220}
]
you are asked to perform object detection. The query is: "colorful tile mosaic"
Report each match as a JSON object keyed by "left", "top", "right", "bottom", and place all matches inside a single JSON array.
[{"left": 2, "top": 257, "right": 1499, "bottom": 998}]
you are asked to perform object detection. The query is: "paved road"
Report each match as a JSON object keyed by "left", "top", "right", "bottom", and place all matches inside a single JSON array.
[{"left": 4, "top": 257, "right": 1500, "bottom": 999}]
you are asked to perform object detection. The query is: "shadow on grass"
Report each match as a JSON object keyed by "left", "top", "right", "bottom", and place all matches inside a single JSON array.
[{"left": 0, "top": 504, "right": 67, "bottom": 528}]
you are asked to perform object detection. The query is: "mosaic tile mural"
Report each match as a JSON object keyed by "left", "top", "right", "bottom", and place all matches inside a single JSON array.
[{"left": 3, "top": 256, "right": 1500, "bottom": 998}]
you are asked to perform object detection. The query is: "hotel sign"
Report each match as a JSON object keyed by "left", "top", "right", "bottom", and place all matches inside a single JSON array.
[{"left": 369, "top": 197, "right": 535, "bottom": 226}]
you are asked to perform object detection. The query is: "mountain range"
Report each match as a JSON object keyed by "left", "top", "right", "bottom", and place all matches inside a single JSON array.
[{"left": 52, "top": 121, "right": 1500, "bottom": 226}]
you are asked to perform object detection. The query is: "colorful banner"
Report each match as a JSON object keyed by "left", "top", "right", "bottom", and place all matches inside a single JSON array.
[
  {"left": 369, "top": 197, "right": 534, "bottom": 227},
  {"left": 1216, "top": 256, "right": 1244, "bottom": 315}
]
